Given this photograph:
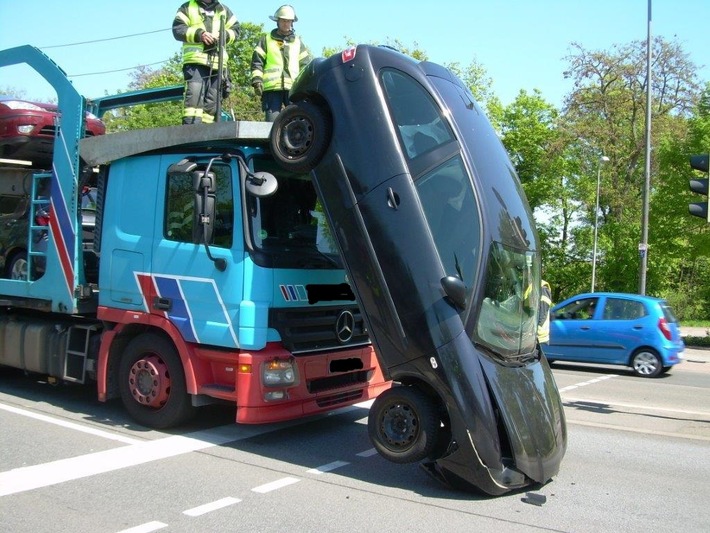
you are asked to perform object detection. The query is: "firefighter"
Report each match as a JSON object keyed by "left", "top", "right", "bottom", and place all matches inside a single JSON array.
[
  {"left": 173, "top": 0, "right": 240, "bottom": 124},
  {"left": 538, "top": 279, "right": 552, "bottom": 347},
  {"left": 251, "top": 5, "right": 312, "bottom": 121}
]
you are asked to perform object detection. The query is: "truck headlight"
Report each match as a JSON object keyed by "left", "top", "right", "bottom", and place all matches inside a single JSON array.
[{"left": 262, "top": 359, "right": 296, "bottom": 386}]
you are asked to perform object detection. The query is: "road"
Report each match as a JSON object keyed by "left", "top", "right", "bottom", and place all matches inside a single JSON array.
[{"left": 0, "top": 352, "right": 708, "bottom": 533}]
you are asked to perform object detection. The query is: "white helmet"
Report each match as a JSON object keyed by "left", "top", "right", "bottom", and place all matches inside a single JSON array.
[{"left": 270, "top": 5, "right": 298, "bottom": 22}]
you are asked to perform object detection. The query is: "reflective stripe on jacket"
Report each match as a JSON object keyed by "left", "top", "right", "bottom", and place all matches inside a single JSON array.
[{"left": 538, "top": 281, "right": 552, "bottom": 343}]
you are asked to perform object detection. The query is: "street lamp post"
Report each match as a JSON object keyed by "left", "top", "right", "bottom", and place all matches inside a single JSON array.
[{"left": 591, "top": 155, "right": 610, "bottom": 292}]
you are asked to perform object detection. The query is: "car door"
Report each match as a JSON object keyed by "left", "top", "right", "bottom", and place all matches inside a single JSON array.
[
  {"left": 547, "top": 296, "right": 607, "bottom": 362},
  {"left": 595, "top": 296, "right": 649, "bottom": 364}
]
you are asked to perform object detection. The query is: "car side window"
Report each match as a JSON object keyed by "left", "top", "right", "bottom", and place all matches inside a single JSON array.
[
  {"left": 554, "top": 297, "right": 599, "bottom": 320},
  {"left": 603, "top": 298, "right": 646, "bottom": 320},
  {"left": 380, "top": 69, "right": 454, "bottom": 159}
]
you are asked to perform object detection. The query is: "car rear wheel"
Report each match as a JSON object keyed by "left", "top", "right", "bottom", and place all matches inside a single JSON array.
[
  {"left": 631, "top": 349, "right": 662, "bottom": 378},
  {"left": 6, "top": 251, "right": 28, "bottom": 280},
  {"left": 368, "top": 386, "right": 440, "bottom": 464},
  {"left": 270, "top": 101, "right": 331, "bottom": 173}
]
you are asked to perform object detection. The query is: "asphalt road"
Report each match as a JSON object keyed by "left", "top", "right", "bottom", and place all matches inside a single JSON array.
[{"left": 0, "top": 358, "right": 708, "bottom": 533}]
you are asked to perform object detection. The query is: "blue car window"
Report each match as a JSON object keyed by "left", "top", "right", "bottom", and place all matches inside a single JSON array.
[
  {"left": 555, "top": 297, "right": 598, "bottom": 320},
  {"left": 603, "top": 298, "right": 647, "bottom": 320}
]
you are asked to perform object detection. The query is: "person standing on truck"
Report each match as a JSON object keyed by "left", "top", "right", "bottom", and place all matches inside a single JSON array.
[
  {"left": 173, "top": 0, "right": 240, "bottom": 124},
  {"left": 250, "top": 5, "right": 312, "bottom": 122}
]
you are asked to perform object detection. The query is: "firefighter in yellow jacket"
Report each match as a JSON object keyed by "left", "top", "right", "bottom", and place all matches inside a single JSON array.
[
  {"left": 251, "top": 5, "right": 312, "bottom": 121},
  {"left": 538, "top": 280, "right": 552, "bottom": 346},
  {"left": 173, "top": 0, "right": 240, "bottom": 124}
]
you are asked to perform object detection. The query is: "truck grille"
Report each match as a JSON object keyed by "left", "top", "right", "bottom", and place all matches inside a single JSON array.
[{"left": 269, "top": 304, "right": 370, "bottom": 354}]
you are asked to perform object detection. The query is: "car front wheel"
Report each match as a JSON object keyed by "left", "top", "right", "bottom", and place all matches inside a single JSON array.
[
  {"left": 368, "top": 386, "right": 440, "bottom": 464},
  {"left": 631, "top": 349, "right": 662, "bottom": 378},
  {"left": 270, "top": 101, "right": 331, "bottom": 173}
]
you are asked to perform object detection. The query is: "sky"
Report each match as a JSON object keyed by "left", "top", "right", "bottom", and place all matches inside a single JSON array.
[{"left": 1, "top": 0, "right": 709, "bottom": 108}]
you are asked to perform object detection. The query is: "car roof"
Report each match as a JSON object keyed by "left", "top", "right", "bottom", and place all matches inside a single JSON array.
[{"left": 554, "top": 292, "right": 664, "bottom": 306}]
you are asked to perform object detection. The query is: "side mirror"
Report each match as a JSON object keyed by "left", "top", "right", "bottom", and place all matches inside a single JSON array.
[
  {"left": 246, "top": 171, "right": 278, "bottom": 197},
  {"left": 192, "top": 170, "right": 217, "bottom": 244},
  {"left": 441, "top": 275, "right": 467, "bottom": 310}
]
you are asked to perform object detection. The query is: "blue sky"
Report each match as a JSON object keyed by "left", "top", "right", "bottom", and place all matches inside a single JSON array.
[{"left": 1, "top": 0, "right": 708, "bottom": 108}]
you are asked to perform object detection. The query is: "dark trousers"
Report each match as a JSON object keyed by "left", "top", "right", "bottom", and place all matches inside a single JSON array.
[
  {"left": 182, "top": 64, "right": 219, "bottom": 124},
  {"left": 262, "top": 90, "right": 290, "bottom": 122}
]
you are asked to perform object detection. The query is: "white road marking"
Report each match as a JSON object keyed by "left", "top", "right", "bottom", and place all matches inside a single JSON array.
[
  {"left": 183, "top": 497, "right": 241, "bottom": 516},
  {"left": 558, "top": 374, "right": 618, "bottom": 392},
  {"left": 115, "top": 521, "right": 168, "bottom": 533},
  {"left": 356, "top": 448, "right": 378, "bottom": 458},
  {"left": 252, "top": 477, "right": 300, "bottom": 493},
  {"left": 0, "top": 402, "right": 142, "bottom": 444},
  {"left": 0, "top": 425, "right": 239, "bottom": 497},
  {"left": 306, "top": 460, "right": 349, "bottom": 474}
]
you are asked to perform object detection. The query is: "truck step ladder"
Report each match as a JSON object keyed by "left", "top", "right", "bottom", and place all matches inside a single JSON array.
[
  {"left": 63, "top": 324, "right": 99, "bottom": 383},
  {"left": 27, "top": 171, "right": 51, "bottom": 281}
]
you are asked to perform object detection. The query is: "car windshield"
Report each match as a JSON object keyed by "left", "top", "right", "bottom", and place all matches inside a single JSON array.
[
  {"left": 248, "top": 157, "right": 341, "bottom": 269},
  {"left": 476, "top": 243, "right": 539, "bottom": 358}
]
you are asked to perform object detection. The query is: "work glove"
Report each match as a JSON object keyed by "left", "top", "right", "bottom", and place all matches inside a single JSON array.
[{"left": 253, "top": 81, "right": 263, "bottom": 97}]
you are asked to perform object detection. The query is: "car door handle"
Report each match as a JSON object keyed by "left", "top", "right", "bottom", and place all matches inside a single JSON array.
[
  {"left": 580, "top": 326, "right": 591, "bottom": 330},
  {"left": 632, "top": 325, "right": 643, "bottom": 330}
]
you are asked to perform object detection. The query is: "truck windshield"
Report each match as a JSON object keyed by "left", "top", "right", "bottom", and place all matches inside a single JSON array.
[{"left": 248, "top": 157, "right": 341, "bottom": 269}]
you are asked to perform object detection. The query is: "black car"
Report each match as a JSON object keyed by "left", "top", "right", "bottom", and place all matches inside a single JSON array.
[{"left": 270, "top": 45, "right": 566, "bottom": 495}]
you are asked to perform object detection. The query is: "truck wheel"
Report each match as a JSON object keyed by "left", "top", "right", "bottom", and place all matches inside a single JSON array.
[
  {"left": 368, "top": 386, "right": 440, "bottom": 464},
  {"left": 119, "top": 333, "right": 196, "bottom": 428},
  {"left": 6, "top": 251, "right": 28, "bottom": 280},
  {"left": 270, "top": 101, "right": 331, "bottom": 173}
]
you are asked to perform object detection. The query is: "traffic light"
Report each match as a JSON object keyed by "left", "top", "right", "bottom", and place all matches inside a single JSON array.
[{"left": 688, "top": 154, "right": 710, "bottom": 221}]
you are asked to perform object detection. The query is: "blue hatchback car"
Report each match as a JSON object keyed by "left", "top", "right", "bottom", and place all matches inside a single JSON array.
[{"left": 545, "top": 292, "right": 684, "bottom": 377}]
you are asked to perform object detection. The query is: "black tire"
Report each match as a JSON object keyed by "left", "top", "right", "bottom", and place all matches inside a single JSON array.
[
  {"left": 119, "top": 333, "right": 196, "bottom": 428},
  {"left": 368, "top": 386, "right": 440, "bottom": 464},
  {"left": 631, "top": 348, "right": 662, "bottom": 378},
  {"left": 270, "top": 101, "right": 331, "bottom": 173},
  {"left": 6, "top": 251, "right": 28, "bottom": 280}
]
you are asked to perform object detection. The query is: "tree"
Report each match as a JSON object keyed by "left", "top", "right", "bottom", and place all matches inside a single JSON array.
[{"left": 560, "top": 37, "right": 702, "bottom": 298}]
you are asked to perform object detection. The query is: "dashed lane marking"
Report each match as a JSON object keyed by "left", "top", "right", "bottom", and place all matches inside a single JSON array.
[
  {"left": 252, "top": 477, "right": 300, "bottom": 493},
  {"left": 183, "top": 497, "right": 241, "bottom": 517},
  {"left": 558, "top": 374, "right": 618, "bottom": 392},
  {"left": 306, "top": 460, "right": 350, "bottom": 474},
  {"left": 115, "top": 521, "right": 168, "bottom": 533}
]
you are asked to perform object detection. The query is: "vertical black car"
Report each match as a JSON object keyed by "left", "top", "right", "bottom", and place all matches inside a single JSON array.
[{"left": 269, "top": 45, "right": 566, "bottom": 495}]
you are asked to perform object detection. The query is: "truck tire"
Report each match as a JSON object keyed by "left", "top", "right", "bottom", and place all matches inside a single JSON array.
[
  {"left": 270, "top": 101, "right": 331, "bottom": 173},
  {"left": 367, "top": 386, "right": 440, "bottom": 464},
  {"left": 119, "top": 333, "right": 196, "bottom": 428}
]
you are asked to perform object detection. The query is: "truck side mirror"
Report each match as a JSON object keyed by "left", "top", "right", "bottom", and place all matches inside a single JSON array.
[
  {"left": 245, "top": 171, "right": 278, "bottom": 197},
  {"left": 192, "top": 170, "right": 217, "bottom": 245}
]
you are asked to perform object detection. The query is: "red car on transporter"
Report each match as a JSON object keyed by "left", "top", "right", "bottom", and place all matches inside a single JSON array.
[{"left": 0, "top": 95, "right": 105, "bottom": 167}]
